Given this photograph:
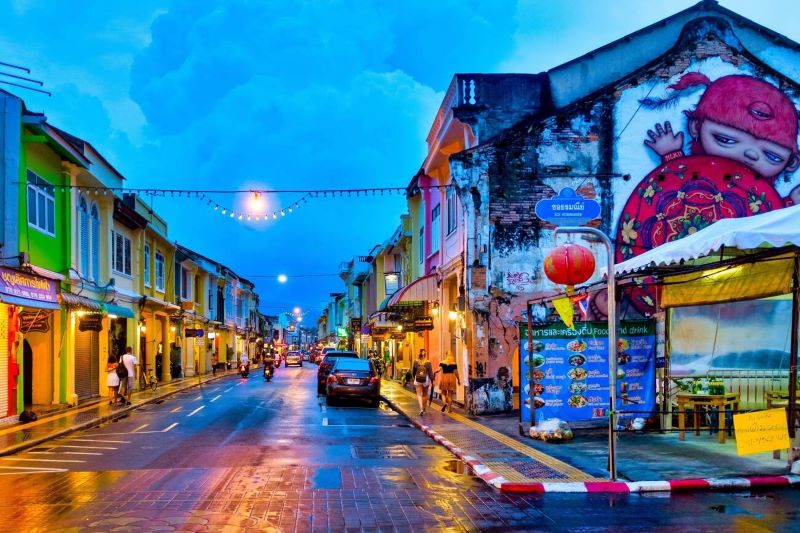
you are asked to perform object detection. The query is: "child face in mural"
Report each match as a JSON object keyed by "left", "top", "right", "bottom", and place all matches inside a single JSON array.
[{"left": 643, "top": 73, "right": 800, "bottom": 197}]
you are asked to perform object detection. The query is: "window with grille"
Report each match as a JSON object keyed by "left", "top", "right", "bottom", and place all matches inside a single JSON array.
[
  {"left": 27, "top": 170, "right": 55, "bottom": 236},
  {"left": 111, "top": 230, "right": 132, "bottom": 276}
]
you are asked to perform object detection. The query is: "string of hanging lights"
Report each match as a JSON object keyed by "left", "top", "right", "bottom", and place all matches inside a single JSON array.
[
  {"left": 39, "top": 184, "right": 456, "bottom": 196},
  {"left": 201, "top": 192, "right": 311, "bottom": 222}
]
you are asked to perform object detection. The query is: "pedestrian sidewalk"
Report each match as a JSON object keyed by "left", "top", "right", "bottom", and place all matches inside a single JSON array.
[
  {"left": 380, "top": 380, "right": 800, "bottom": 493},
  {"left": 0, "top": 370, "right": 235, "bottom": 457}
]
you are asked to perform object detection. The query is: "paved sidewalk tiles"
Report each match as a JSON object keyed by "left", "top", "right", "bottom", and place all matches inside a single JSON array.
[
  {"left": 380, "top": 380, "right": 800, "bottom": 494},
  {"left": 0, "top": 371, "right": 236, "bottom": 457}
]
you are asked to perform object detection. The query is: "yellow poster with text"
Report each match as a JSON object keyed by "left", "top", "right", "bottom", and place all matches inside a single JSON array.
[{"left": 733, "top": 408, "right": 790, "bottom": 455}]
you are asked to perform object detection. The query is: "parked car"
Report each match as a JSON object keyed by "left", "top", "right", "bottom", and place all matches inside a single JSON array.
[
  {"left": 317, "top": 350, "right": 359, "bottom": 394},
  {"left": 325, "top": 357, "right": 380, "bottom": 407},
  {"left": 285, "top": 351, "right": 303, "bottom": 367}
]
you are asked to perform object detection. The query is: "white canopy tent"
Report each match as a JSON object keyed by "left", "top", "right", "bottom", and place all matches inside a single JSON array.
[{"left": 614, "top": 204, "right": 800, "bottom": 276}]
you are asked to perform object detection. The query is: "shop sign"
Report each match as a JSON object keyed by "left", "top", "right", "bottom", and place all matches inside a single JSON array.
[
  {"left": 519, "top": 320, "right": 656, "bottom": 423},
  {"left": 19, "top": 311, "right": 50, "bottom": 333},
  {"left": 733, "top": 408, "right": 790, "bottom": 455},
  {"left": 0, "top": 266, "right": 58, "bottom": 304},
  {"left": 79, "top": 314, "right": 104, "bottom": 332},
  {"left": 336, "top": 326, "right": 349, "bottom": 337},
  {"left": 412, "top": 317, "right": 434, "bottom": 330},
  {"left": 390, "top": 332, "right": 405, "bottom": 340},
  {"left": 350, "top": 317, "right": 362, "bottom": 332},
  {"left": 185, "top": 328, "right": 204, "bottom": 337}
]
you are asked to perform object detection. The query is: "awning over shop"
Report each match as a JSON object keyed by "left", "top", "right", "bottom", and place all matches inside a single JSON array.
[
  {"left": 0, "top": 294, "right": 59, "bottom": 310},
  {"left": 386, "top": 273, "right": 438, "bottom": 307},
  {"left": 59, "top": 292, "right": 103, "bottom": 311},
  {"left": 377, "top": 295, "right": 392, "bottom": 312},
  {"left": 614, "top": 204, "right": 800, "bottom": 276},
  {"left": 101, "top": 302, "right": 136, "bottom": 318},
  {"left": 142, "top": 295, "right": 181, "bottom": 314}
]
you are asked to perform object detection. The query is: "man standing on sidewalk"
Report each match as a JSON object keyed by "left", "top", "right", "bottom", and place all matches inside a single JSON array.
[{"left": 119, "top": 346, "right": 138, "bottom": 405}]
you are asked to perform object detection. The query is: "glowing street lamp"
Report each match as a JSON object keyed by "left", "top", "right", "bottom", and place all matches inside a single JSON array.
[{"left": 277, "top": 274, "right": 288, "bottom": 283}]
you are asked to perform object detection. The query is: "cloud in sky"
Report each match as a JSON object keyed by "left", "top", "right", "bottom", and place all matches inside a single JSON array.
[{"left": 3, "top": 0, "right": 800, "bottom": 317}]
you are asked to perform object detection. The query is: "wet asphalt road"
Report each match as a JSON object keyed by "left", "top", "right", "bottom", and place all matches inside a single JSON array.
[{"left": 0, "top": 364, "right": 798, "bottom": 532}]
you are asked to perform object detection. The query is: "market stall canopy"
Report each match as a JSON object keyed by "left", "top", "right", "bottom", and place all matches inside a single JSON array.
[
  {"left": 614, "top": 204, "right": 800, "bottom": 276},
  {"left": 386, "top": 273, "right": 438, "bottom": 306}
]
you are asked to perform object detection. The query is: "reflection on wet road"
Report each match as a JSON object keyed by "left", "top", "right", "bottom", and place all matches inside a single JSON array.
[{"left": 1, "top": 365, "right": 798, "bottom": 531}]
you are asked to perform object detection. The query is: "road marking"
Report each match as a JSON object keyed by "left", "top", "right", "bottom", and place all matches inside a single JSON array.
[
  {"left": 236, "top": 381, "right": 245, "bottom": 386},
  {"left": 0, "top": 466, "right": 68, "bottom": 474},
  {"left": 30, "top": 451, "right": 102, "bottom": 456},
  {"left": 187, "top": 406, "right": 205, "bottom": 417},
  {"left": 194, "top": 395, "right": 203, "bottom": 400},
  {"left": 55, "top": 445, "right": 116, "bottom": 450},
  {"left": 170, "top": 406, "right": 183, "bottom": 412},
  {"left": 68, "top": 439, "right": 129, "bottom": 444},
  {"left": 210, "top": 395, "right": 222, "bottom": 403},
  {"left": 1, "top": 457, "right": 85, "bottom": 463},
  {"left": 322, "top": 418, "right": 328, "bottom": 426},
  {"left": 162, "top": 423, "right": 179, "bottom": 432},
  {"left": 132, "top": 424, "right": 149, "bottom": 433},
  {"left": 224, "top": 387, "right": 233, "bottom": 393}
]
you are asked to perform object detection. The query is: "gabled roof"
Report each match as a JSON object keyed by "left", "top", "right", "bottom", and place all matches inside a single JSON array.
[
  {"left": 49, "top": 125, "right": 126, "bottom": 181},
  {"left": 21, "top": 113, "right": 90, "bottom": 168}
]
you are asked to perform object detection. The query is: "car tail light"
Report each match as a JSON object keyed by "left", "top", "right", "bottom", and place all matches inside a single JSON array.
[
  {"left": 369, "top": 376, "right": 379, "bottom": 385},
  {"left": 328, "top": 375, "right": 337, "bottom": 383}
]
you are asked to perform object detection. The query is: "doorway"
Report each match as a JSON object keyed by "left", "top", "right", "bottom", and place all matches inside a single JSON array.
[{"left": 23, "top": 340, "right": 32, "bottom": 406}]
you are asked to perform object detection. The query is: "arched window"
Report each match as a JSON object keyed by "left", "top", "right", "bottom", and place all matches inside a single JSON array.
[
  {"left": 90, "top": 203, "right": 100, "bottom": 281},
  {"left": 78, "top": 197, "right": 89, "bottom": 276}
]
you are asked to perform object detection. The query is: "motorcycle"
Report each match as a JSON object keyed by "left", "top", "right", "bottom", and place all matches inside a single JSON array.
[
  {"left": 263, "top": 361, "right": 274, "bottom": 381},
  {"left": 239, "top": 363, "right": 250, "bottom": 378}
]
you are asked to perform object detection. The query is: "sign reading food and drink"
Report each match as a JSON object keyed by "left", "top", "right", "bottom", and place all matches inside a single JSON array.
[
  {"left": 733, "top": 408, "right": 790, "bottom": 455},
  {"left": 0, "top": 266, "right": 58, "bottom": 304},
  {"left": 519, "top": 320, "right": 656, "bottom": 424}
]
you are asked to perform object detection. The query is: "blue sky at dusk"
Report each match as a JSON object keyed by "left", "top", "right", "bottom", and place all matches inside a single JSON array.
[{"left": 1, "top": 0, "right": 797, "bottom": 321}]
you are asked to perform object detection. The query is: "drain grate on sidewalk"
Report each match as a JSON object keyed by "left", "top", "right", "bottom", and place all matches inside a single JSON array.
[{"left": 351, "top": 445, "right": 417, "bottom": 459}]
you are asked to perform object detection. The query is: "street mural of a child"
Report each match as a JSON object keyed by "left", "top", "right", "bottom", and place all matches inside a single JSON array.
[{"left": 614, "top": 72, "right": 800, "bottom": 313}]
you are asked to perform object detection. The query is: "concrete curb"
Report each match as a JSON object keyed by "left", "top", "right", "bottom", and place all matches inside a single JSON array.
[
  {"left": 0, "top": 371, "right": 235, "bottom": 457},
  {"left": 381, "top": 394, "right": 800, "bottom": 494}
]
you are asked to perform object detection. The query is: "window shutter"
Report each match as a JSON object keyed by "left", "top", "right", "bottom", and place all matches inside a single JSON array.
[
  {"left": 91, "top": 214, "right": 100, "bottom": 280},
  {"left": 80, "top": 202, "right": 89, "bottom": 275}
]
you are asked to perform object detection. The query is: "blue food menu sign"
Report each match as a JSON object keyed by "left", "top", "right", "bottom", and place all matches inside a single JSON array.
[{"left": 519, "top": 320, "right": 656, "bottom": 424}]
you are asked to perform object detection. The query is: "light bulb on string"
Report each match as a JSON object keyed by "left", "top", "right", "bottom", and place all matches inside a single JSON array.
[
  {"left": 247, "top": 215, "right": 251, "bottom": 221},
  {"left": 255, "top": 216, "right": 260, "bottom": 221},
  {"left": 214, "top": 205, "right": 219, "bottom": 210},
  {"left": 272, "top": 213, "right": 277, "bottom": 219},
  {"left": 280, "top": 210, "right": 285, "bottom": 216},
  {"left": 221, "top": 208, "right": 227, "bottom": 215},
  {"left": 229, "top": 212, "right": 235, "bottom": 218},
  {"left": 238, "top": 214, "right": 243, "bottom": 220},
  {"left": 288, "top": 207, "right": 292, "bottom": 213}
]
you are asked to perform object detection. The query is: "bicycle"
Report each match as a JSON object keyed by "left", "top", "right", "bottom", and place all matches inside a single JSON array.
[{"left": 139, "top": 364, "right": 158, "bottom": 392}]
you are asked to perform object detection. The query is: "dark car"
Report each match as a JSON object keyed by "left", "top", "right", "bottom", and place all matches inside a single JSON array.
[
  {"left": 317, "top": 350, "right": 359, "bottom": 394},
  {"left": 325, "top": 357, "right": 380, "bottom": 406}
]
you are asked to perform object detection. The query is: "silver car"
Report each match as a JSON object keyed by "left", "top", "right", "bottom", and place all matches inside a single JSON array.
[{"left": 285, "top": 351, "right": 303, "bottom": 367}]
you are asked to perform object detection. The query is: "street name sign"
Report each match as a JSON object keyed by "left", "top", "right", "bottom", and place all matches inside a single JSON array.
[{"left": 535, "top": 187, "right": 601, "bottom": 226}]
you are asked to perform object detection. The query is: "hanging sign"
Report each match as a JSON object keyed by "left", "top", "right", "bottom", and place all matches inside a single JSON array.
[
  {"left": 79, "top": 314, "right": 104, "bottom": 332},
  {"left": 534, "top": 188, "right": 601, "bottom": 226},
  {"left": 185, "top": 328, "right": 204, "bottom": 338},
  {"left": 519, "top": 320, "right": 656, "bottom": 424},
  {"left": 733, "top": 408, "right": 790, "bottom": 455},
  {"left": 19, "top": 311, "right": 50, "bottom": 333}
]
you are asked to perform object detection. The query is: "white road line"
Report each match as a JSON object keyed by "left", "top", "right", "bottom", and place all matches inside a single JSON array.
[
  {"left": 322, "top": 418, "right": 328, "bottom": 426},
  {"left": 170, "top": 406, "right": 183, "bottom": 412},
  {"left": 224, "top": 387, "right": 233, "bottom": 393},
  {"left": 132, "top": 424, "right": 149, "bottom": 433},
  {"left": 210, "top": 395, "right": 222, "bottom": 403},
  {"left": 68, "top": 439, "right": 130, "bottom": 444},
  {"left": 55, "top": 445, "right": 117, "bottom": 450},
  {"left": 1, "top": 458, "right": 85, "bottom": 463},
  {"left": 194, "top": 395, "right": 202, "bottom": 400},
  {"left": 236, "top": 381, "right": 245, "bottom": 386},
  {"left": 0, "top": 465, "right": 67, "bottom": 471},
  {"left": 187, "top": 406, "right": 205, "bottom": 417},
  {"left": 30, "top": 451, "right": 102, "bottom": 456},
  {"left": 162, "top": 423, "right": 179, "bottom": 432}
]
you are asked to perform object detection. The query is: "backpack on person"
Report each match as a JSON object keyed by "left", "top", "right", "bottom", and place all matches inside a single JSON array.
[
  {"left": 116, "top": 357, "right": 128, "bottom": 379},
  {"left": 414, "top": 363, "right": 428, "bottom": 384}
]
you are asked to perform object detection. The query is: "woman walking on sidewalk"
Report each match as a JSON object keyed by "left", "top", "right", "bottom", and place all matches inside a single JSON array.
[
  {"left": 412, "top": 350, "right": 433, "bottom": 415},
  {"left": 105, "top": 354, "right": 120, "bottom": 405},
  {"left": 439, "top": 352, "right": 460, "bottom": 412}
]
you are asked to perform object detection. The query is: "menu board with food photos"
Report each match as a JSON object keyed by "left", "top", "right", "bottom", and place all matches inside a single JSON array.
[{"left": 519, "top": 320, "right": 655, "bottom": 424}]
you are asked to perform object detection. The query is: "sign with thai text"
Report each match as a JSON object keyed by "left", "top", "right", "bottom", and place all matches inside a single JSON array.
[
  {"left": 519, "top": 320, "right": 656, "bottom": 424},
  {"left": 19, "top": 311, "right": 50, "bottom": 333},
  {"left": 534, "top": 188, "right": 601, "bottom": 226},
  {"left": 733, "top": 408, "right": 790, "bottom": 455},
  {"left": 0, "top": 266, "right": 58, "bottom": 304},
  {"left": 79, "top": 314, "right": 104, "bottom": 332}
]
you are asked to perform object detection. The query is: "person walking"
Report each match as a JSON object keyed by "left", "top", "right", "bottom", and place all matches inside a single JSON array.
[
  {"left": 211, "top": 352, "right": 218, "bottom": 375},
  {"left": 439, "top": 352, "right": 460, "bottom": 412},
  {"left": 412, "top": 349, "right": 433, "bottom": 416},
  {"left": 119, "top": 346, "right": 138, "bottom": 405},
  {"left": 105, "top": 354, "right": 120, "bottom": 406}
]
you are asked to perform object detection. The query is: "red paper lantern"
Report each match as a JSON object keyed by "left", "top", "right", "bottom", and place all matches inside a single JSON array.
[{"left": 543, "top": 243, "right": 595, "bottom": 286}]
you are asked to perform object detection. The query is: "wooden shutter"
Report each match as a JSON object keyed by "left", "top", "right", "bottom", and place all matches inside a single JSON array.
[{"left": 74, "top": 329, "right": 99, "bottom": 400}]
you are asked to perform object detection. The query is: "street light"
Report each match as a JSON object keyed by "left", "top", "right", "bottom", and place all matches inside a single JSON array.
[{"left": 277, "top": 274, "right": 288, "bottom": 283}]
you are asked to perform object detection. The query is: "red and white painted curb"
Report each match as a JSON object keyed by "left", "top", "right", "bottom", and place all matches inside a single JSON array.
[{"left": 381, "top": 395, "right": 800, "bottom": 494}]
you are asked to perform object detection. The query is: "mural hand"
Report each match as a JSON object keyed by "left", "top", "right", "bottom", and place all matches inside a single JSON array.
[{"left": 644, "top": 121, "right": 684, "bottom": 156}]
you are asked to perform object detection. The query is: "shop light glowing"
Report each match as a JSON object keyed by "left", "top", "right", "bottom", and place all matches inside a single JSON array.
[
  {"left": 107, "top": 314, "right": 118, "bottom": 319},
  {"left": 207, "top": 332, "right": 216, "bottom": 339}
]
